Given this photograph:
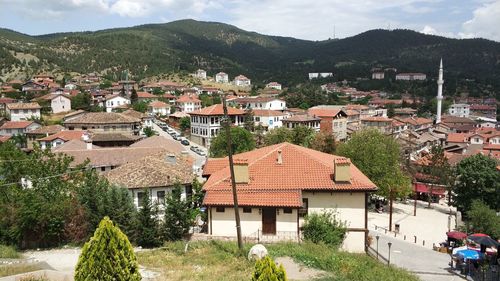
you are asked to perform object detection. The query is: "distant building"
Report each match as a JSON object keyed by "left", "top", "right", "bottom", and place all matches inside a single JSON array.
[
  {"left": 266, "top": 82, "right": 282, "bottom": 90},
  {"left": 448, "top": 104, "right": 470, "bottom": 118},
  {"left": 395, "top": 73, "right": 426, "bottom": 81},
  {"left": 136, "top": 91, "right": 158, "bottom": 103},
  {"left": 38, "top": 130, "right": 87, "bottom": 150},
  {"left": 63, "top": 112, "right": 141, "bottom": 135},
  {"left": 215, "top": 72, "right": 229, "bottom": 84},
  {"left": 230, "top": 97, "right": 286, "bottom": 111},
  {"left": 36, "top": 93, "right": 72, "bottom": 114},
  {"left": 0, "top": 121, "right": 41, "bottom": 136},
  {"left": 360, "top": 116, "right": 393, "bottom": 134},
  {"left": 148, "top": 101, "right": 171, "bottom": 116},
  {"left": 282, "top": 115, "right": 321, "bottom": 132},
  {"left": 176, "top": 94, "right": 202, "bottom": 113},
  {"left": 372, "top": 71, "right": 385, "bottom": 80},
  {"left": 196, "top": 69, "right": 207, "bottom": 80},
  {"left": 234, "top": 75, "right": 251, "bottom": 87},
  {"left": 308, "top": 107, "right": 348, "bottom": 141},
  {"left": 470, "top": 104, "right": 496, "bottom": 118},
  {"left": 252, "top": 109, "right": 287, "bottom": 131},
  {"left": 6, "top": 102, "right": 41, "bottom": 121},
  {"left": 309, "top": 73, "right": 333, "bottom": 80},
  {"left": 105, "top": 94, "right": 130, "bottom": 113}
]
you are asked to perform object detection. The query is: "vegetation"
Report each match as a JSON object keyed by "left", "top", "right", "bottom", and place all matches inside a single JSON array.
[
  {"left": 453, "top": 154, "right": 499, "bottom": 213},
  {"left": 264, "top": 126, "right": 315, "bottom": 147},
  {"left": 75, "top": 217, "right": 141, "bottom": 281},
  {"left": 209, "top": 127, "right": 255, "bottom": 157},
  {"left": 466, "top": 200, "right": 500, "bottom": 239},
  {"left": 302, "top": 211, "right": 346, "bottom": 248},
  {"left": 0, "top": 263, "right": 44, "bottom": 278},
  {"left": 179, "top": 117, "right": 191, "bottom": 132},
  {"left": 252, "top": 256, "right": 288, "bottom": 281},
  {"left": 0, "top": 244, "right": 20, "bottom": 258},
  {"left": 132, "top": 101, "right": 148, "bottom": 113},
  {"left": 143, "top": 126, "right": 156, "bottom": 137},
  {"left": 136, "top": 190, "right": 161, "bottom": 248},
  {"left": 163, "top": 183, "right": 192, "bottom": 241}
]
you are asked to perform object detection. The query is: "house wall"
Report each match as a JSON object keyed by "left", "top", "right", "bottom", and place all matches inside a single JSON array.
[
  {"left": 106, "top": 97, "right": 130, "bottom": 112},
  {"left": 51, "top": 96, "right": 71, "bottom": 113},
  {"left": 65, "top": 123, "right": 137, "bottom": 135},
  {"left": 8, "top": 109, "right": 41, "bottom": 121}
]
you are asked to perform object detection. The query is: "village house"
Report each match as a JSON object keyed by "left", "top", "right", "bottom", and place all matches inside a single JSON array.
[
  {"left": 252, "top": 109, "right": 287, "bottom": 131},
  {"left": 6, "top": 102, "right": 41, "bottom": 121},
  {"left": 35, "top": 93, "right": 72, "bottom": 114},
  {"left": 448, "top": 104, "right": 470, "bottom": 118},
  {"left": 25, "top": 124, "right": 65, "bottom": 149},
  {"left": 308, "top": 106, "right": 348, "bottom": 141},
  {"left": 148, "top": 101, "right": 171, "bottom": 116},
  {"left": 104, "top": 151, "right": 194, "bottom": 209},
  {"left": 202, "top": 143, "right": 377, "bottom": 252},
  {"left": 122, "top": 109, "right": 154, "bottom": 129},
  {"left": 371, "top": 71, "right": 385, "bottom": 80},
  {"left": 266, "top": 82, "right": 282, "bottom": 90},
  {"left": 441, "top": 115, "right": 477, "bottom": 132},
  {"left": 137, "top": 91, "right": 158, "bottom": 103},
  {"left": 63, "top": 112, "right": 141, "bottom": 135},
  {"left": 360, "top": 116, "right": 393, "bottom": 134},
  {"left": 395, "top": 73, "right": 426, "bottom": 81},
  {"left": 470, "top": 104, "right": 496, "bottom": 118},
  {"left": 215, "top": 72, "right": 229, "bottom": 84},
  {"left": 394, "top": 117, "right": 433, "bottom": 132},
  {"left": 230, "top": 97, "right": 286, "bottom": 111},
  {"left": 0, "top": 97, "right": 15, "bottom": 115},
  {"left": 282, "top": 115, "right": 321, "bottom": 132},
  {"left": 22, "top": 81, "right": 45, "bottom": 92},
  {"left": 37, "top": 130, "right": 87, "bottom": 150},
  {"left": 0, "top": 121, "right": 41, "bottom": 136},
  {"left": 195, "top": 69, "right": 207, "bottom": 80},
  {"left": 233, "top": 75, "right": 251, "bottom": 87},
  {"left": 189, "top": 104, "right": 245, "bottom": 147},
  {"left": 176, "top": 94, "right": 202, "bottom": 113},
  {"left": 105, "top": 94, "right": 130, "bottom": 112}
]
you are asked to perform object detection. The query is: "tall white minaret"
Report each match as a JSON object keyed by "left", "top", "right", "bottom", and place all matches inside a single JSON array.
[{"left": 436, "top": 58, "right": 444, "bottom": 124}]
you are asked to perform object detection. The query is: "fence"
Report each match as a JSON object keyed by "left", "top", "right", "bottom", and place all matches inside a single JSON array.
[{"left": 246, "top": 229, "right": 301, "bottom": 243}]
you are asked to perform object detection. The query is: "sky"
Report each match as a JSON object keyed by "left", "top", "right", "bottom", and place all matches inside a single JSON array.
[{"left": 0, "top": 0, "right": 499, "bottom": 42}]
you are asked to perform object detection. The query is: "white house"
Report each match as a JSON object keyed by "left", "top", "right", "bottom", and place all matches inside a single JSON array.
[
  {"left": 266, "top": 82, "right": 282, "bottom": 90},
  {"left": 38, "top": 93, "right": 72, "bottom": 114},
  {"left": 6, "top": 102, "right": 41, "bottom": 121},
  {"left": 37, "top": 130, "right": 87, "bottom": 149},
  {"left": 176, "top": 94, "right": 202, "bottom": 113},
  {"left": 0, "top": 121, "right": 41, "bottom": 136},
  {"left": 395, "top": 73, "right": 426, "bottom": 81},
  {"left": 234, "top": 75, "right": 251, "bottom": 87},
  {"left": 189, "top": 104, "right": 245, "bottom": 147},
  {"left": 105, "top": 94, "right": 130, "bottom": 112},
  {"left": 252, "top": 109, "right": 286, "bottom": 130},
  {"left": 195, "top": 69, "right": 207, "bottom": 80},
  {"left": 282, "top": 115, "right": 321, "bottom": 132},
  {"left": 148, "top": 101, "right": 171, "bottom": 116},
  {"left": 232, "top": 97, "right": 286, "bottom": 111},
  {"left": 448, "top": 104, "right": 470, "bottom": 118},
  {"left": 202, "top": 143, "right": 377, "bottom": 252},
  {"left": 372, "top": 72, "right": 384, "bottom": 80},
  {"left": 215, "top": 72, "right": 229, "bottom": 84}
]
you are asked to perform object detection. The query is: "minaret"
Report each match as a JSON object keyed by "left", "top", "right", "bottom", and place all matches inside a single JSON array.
[{"left": 436, "top": 59, "right": 444, "bottom": 124}]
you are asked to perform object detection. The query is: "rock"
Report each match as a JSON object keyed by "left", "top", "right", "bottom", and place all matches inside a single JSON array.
[{"left": 248, "top": 244, "right": 268, "bottom": 261}]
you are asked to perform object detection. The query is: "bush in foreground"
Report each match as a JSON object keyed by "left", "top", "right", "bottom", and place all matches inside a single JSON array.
[
  {"left": 252, "top": 256, "right": 287, "bottom": 281},
  {"left": 302, "top": 211, "right": 346, "bottom": 247},
  {"left": 74, "top": 216, "right": 141, "bottom": 281}
]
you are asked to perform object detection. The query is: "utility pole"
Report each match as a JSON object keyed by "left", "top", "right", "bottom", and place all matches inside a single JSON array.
[
  {"left": 222, "top": 94, "right": 243, "bottom": 250},
  {"left": 389, "top": 189, "right": 393, "bottom": 231}
]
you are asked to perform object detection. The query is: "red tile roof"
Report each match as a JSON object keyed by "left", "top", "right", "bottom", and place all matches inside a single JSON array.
[
  {"left": 0, "top": 121, "right": 35, "bottom": 129},
  {"left": 177, "top": 94, "right": 201, "bottom": 103},
  {"left": 361, "top": 116, "right": 392, "bottom": 122},
  {"left": 204, "top": 189, "right": 302, "bottom": 207},
  {"left": 447, "top": 133, "right": 470, "bottom": 143},
  {"left": 252, "top": 109, "right": 286, "bottom": 117},
  {"left": 7, "top": 102, "right": 41, "bottom": 110},
  {"left": 203, "top": 142, "right": 377, "bottom": 207},
  {"left": 0, "top": 98, "right": 15, "bottom": 104},
  {"left": 308, "top": 108, "right": 342, "bottom": 118},
  {"left": 189, "top": 104, "right": 245, "bottom": 116},
  {"left": 149, "top": 101, "right": 169, "bottom": 108},
  {"left": 137, "top": 91, "right": 157, "bottom": 98},
  {"left": 0, "top": 136, "right": 11, "bottom": 143},
  {"left": 38, "top": 130, "right": 86, "bottom": 142}
]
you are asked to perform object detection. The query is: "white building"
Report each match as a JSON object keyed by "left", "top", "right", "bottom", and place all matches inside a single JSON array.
[
  {"left": 234, "top": 75, "right": 251, "bottom": 87},
  {"left": 282, "top": 115, "right": 321, "bottom": 132},
  {"left": 252, "top": 109, "right": 286, "bottom": 130},
  {"left": 266, "top": 82, "right": 282, "bottom": 90},
  {"left": 105, "top": 94, "right": 130, "bottom": 112},
  {"left": 0, "top": 121, "right": 41, "bottom": 136},
  {"left": 309, "top": 73, "right": 333, "bottom": 80},
  {"left": 176, "top": 94, "right": 202, "bottom": 113},
  {"left": 6, "top": 102, "right": 41, "bottom": 121},
  {"left": 231, "top": 97, "right": 286, "bottom": 111},
  {"left": 448, "top": 104, "right": 470, "bottom": 118},
  {"left": 38, "top": 130, "right": 87, "bottom": 150},
  {"left": 215, "top": 72, "right": 229, "bottom": 84},
  {"left": 38, "top": 93, "right": 72, "bottom": 114},
  {"left": 395, "top": 73, "right": 426, "bottom": 81},
  {"left": 372, "top": 72, "right": 385, "bottom": 80},
  {"left": 195, "top": 69, "right": 207, "bottom": 80},
  {"left": 148, "top": 101, "right": 171, "bottom": 116},
  {"left": 189, "top": 104, "right": 245, "bottom": 147}
]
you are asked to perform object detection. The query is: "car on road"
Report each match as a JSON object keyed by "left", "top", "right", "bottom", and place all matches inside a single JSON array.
[
  {"left": 172, "top": 134, "right": 179, "bottom": 140},
  {"left": 190, "top": 146, "right": 199, "bottom": 152},
  {"left": 181, "top": 139, "right": 190, "bottom": 146}
]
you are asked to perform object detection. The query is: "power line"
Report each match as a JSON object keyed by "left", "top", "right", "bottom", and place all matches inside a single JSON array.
[{"left": 0, "top": 168, "right": 88, "bottom": 188}]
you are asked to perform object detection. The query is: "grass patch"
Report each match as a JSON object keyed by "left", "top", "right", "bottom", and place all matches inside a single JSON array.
[
  {"left": 137, "top": 240, "right": 418, "bottom": 281},
  {"left": 0, "top": 264, "right": 44, "bottom": 277},
  {"left": 0, "top": 244, "right": 21, "bottom": 259}
]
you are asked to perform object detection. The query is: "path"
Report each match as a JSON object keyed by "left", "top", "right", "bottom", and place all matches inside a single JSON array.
[
  {"left": 371, "top": 232, "right": 463, "bottom": 281},
  {"left": 275, "top": 257, "right": 329, "bottom": 281}
]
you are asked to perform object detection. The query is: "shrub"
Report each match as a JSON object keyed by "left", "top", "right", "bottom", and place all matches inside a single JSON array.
[
  {"left": 302, "top": 211, "right": 346, "bottom": 247},
  {"left": 74, "top": 217, "right": 141, "bottom": 281},
  {"left": 252, "top": 256, "right": 287, "bottom": 281},
  {"left": 0, "top": 244, "right": 20, "bottom": 258}
]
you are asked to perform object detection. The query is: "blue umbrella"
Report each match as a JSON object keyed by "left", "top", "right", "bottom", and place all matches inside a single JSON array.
[{"left": 456, "top": 249, "right": 482, "bottom": 261}]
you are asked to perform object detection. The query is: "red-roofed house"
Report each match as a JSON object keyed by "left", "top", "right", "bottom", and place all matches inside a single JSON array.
[
  {"left": 176, "top": 94, "right": 201, "bottom": 113},
  {"left": 266, "top": 82, "right": 282, "bottom": 90},
  {"left": 137, "top": 91, "right": 159, "bottom": 103},
  {"left": 36, "top": 93, "right": 72, "bottom": 113},
  {"left": 308, "top": 106, "right": 348, "bottom": 140},
  {"left": 0, "top": 121, "right": 41, "bottom": 136},
  {"left": 360, "top": 116, "right": 393, "bottom": 134},
  {"left": 252, "top": 109, "right": 287, "bottom": 130},
  {"left": 6, "top": 102, "right": 41, "bottom": 121},
  {"left": 148, "top": 101, "right": 171, "bottom": 116},
  {"left": 38, "top": 130, "right": 87, "bottom": 149},
  {"left": 202, "top": 142, "right": 377, "bottom": 252},
  {"left": 233, "top": 75, "right": 251, "bottom": 87},
  {"left": 189, "top": 104, "right": 245, "bottom": 147}
]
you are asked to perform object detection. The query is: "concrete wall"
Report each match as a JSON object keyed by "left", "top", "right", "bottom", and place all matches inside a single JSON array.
[{"left": 51, "top": 96, "right": 71, "bottom": 113}]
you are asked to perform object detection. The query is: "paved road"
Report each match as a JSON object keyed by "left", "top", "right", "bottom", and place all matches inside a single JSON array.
[{"left": 370, "top": 231, "right": 464, "bottom": 281}]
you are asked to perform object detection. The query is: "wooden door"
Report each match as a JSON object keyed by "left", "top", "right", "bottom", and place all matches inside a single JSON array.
[{"left": 262, "top": 208, "right": 276, "bottom": 235}]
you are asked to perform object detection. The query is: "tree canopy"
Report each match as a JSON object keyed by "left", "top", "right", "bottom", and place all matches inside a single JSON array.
[{"left": 209, "top": 127, "right": 255, "bottom": 158}]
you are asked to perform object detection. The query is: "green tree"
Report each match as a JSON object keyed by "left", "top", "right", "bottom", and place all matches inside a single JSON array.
[
  {"left": 243, "top": 108, "right": 255, "bottom": 132},
  {"left": 466, "top": 200, "right": 500, "bottom": 238},
  {"left": 71, "top": 93, "right": 90, "bottom": 110},
  {"left": 179, "top": 117, "right": 191, "bottom": 132},
  {"left": 252, "top": 256, "right": 288, "bottom": 281},
  {"left": 337, "top": 129, "right": 412, "bottom": 199},
  {"left": 132, "top": 101, "right": 148, "bottom": 113},
  {"left": 143, "top": 127, "right": 155, "bottom": 137},
  {"left": 209, "top": 127, "right": 255, "bottom": 157},
  {"left": 99, "top": 80, "right": 112, "bottom": 89},
  {"left": 74, "top": 217, "right": 141, "bottom": 281},
  {"left": 264, "top": 127, "right": 293, "bottom": 146},
  {"left": 130, "top": 88, "right": 138, "bottom": 104},
  {"left": 425, "top": 145, "right": 454, "bottom": 206},
  {"left": 453, "top": 154, "right": 499, "bottom": 213},
  {"left": 163, "top": 183, "right": 191, "bottom": 241},
  {"left": 310, "top": 132, "right": 336, "bottom": 154},
  {"left": 387, "top": 104, "right": 395, "bottom": 118},
  {"left": 136, "top": 190, "right": 161, "bottom": 248},
  {"left": 291, "top": 125, "right": 315, "bottom": 146},
  {"left": 302, "top": 211, "right": 346, "bottom": 247}
]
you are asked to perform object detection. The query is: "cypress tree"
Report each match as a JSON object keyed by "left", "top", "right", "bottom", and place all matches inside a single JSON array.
[
  {"left": 74, "top": 216, "right": 141, "bottom": 281},
  {"left": 163, "top": 183, "right": 191, "bottom": 241},
  {"left": 136, "top": 189, "right": 161, "bottom": 248},
  {"left": 252, "top": 256, "right": 288, "bottom": 281}
]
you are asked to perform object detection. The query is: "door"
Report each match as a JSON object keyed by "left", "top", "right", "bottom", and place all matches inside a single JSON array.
[{"left": 262, "top": 208, "right": 276, "bottom": 235}]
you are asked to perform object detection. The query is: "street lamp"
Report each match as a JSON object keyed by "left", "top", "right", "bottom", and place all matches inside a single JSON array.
[
  {"left": 387, "top": 242, "right": 392, "bottom": 266},
  {"left": 376, "top": 235, "right": 380, "bottom": 260}
]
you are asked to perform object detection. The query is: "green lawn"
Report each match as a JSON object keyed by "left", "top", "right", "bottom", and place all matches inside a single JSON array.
[{"left": 137, "top": 240, "right": 418, "bottom": 281}]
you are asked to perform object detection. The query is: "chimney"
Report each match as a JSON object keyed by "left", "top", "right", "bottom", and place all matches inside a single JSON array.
[
  {"left": 233, "top": 159, "right": 249, "bottom": 184},
  {"left": 334, "top": 158, "right": 351, "bottom": 182},
  {"left": 277, "top": 150, "right": 283, "bottom": 164},
  {"left": 166, "top": 154, "right": 176, "bottom": 164},
  {"left": 86, "top": 141, "right": 92, "bottom": 150}
]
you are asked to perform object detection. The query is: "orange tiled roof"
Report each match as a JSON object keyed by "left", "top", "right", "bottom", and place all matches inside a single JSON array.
[
  {"left": 7, "top": 102, "right": 41, "bottom": 110},
  {"left": 447, "top": 133, "right": 470, "bottom": 143},
  {"left": 177, "top": 94, "right": 201, "bottom": 103},
  {"left": 38, "top": 130, "right": 86, "bottom": 142},
  {"left": 149, "top": 101, "right": 169, "bottom": 108},
  {"left": 308, "top": 108, "right": 342, "bottom": 118},
  {"left": 189, "top": 104, "right": 244, "bottom": 116},
  {"left": 137, "top": 91, "right": 157, "bottom": 98},
  {"left": 252, "top": 109, "right": 286, "bottom": 117},
  {"left": 361, "top": 116, "right": 392, "bottom": 122},
  {"left": 204, "top": 189, "right": 302, "bottom": 207},
  {"left": 203, "top": 143, "right": 377, "bottom": 201},
  {"left": 0, "top": 121, "right": 35, "bottom": 129}
]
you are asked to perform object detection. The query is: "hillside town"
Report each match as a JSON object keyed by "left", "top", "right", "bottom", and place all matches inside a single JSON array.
[{"left": 0, "top": 61, "right": 498, "bottom": 280}]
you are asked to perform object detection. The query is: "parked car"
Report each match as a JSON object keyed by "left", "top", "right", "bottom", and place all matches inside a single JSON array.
[
  {"left": 197, "top": 150, "right": 206, "bottom": 156},
  {"left": 181, "top": 139, "right": 190, "bottom": 146},
  {"left": 172, "top": 135, "right": 179, "bottom": 140},
  {"left": 190, "top": 146, "right": 199, "bottom": 152}
]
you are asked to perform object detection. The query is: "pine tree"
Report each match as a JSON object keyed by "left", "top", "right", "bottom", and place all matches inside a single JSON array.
[
  {"left": 252, "top": 256, "right": 288, "bottom": 281},
  {"left": 74, "top": 216, "right": 141, "bottom": 281},
  {"left": 130, "top": 88, "right": 138, "bottom": 104},
  {"left": 136, "top": 189, "right": 161, "bottom": 248},
  {"left": 163, "top": 183, "right": 191, "bottom": 241}
]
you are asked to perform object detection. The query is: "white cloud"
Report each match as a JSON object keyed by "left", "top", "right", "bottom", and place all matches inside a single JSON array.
[
  {"left": 420, "top": 25, "right": 457, "bottom": 38},
  {"left": 460, "top": 0, "right": 500, "bottom": 41}
]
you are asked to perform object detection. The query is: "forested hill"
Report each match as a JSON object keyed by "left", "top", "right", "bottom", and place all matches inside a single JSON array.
[{"left": 0, "top": 19, "right": 499, "bottom": 89}]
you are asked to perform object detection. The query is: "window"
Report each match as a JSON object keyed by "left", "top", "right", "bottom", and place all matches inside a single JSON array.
[
  {"left": 216, "top": 206, "right": 225, "bottom": 213},
  {"left": 243, "top": 207, "right": 252, "bottom": 213},
  {"left": 299, "top": 198, "right": 308, "bottom": 217},
  {"left": 157, "top": 191, "right": 165, "bottom": 204},
  {"left": 137, "top": 192, "right": 145, "bottom": 207},
  {"left": 283, "top": 208, "right": 292, "bottom": 214},
  {"left": 255, "top": 117, "right": 260, "bottom": 122}
]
